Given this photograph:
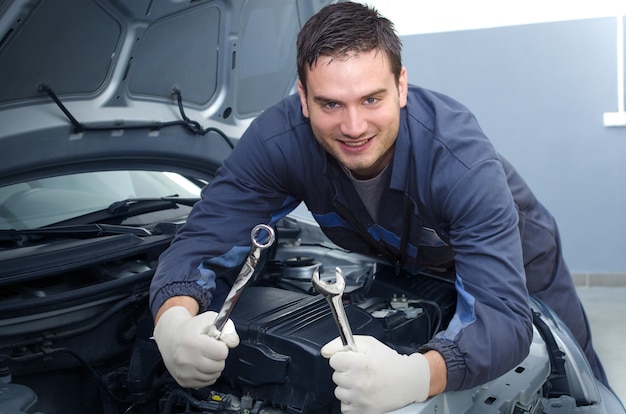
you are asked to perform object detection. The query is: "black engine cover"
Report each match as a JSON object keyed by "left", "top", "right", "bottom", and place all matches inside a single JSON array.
[
  {"left": 223, "top": 286, "right": 384, "bottom": 412},
  {"left": 221, "top": 266, "right": 457, "bottom": 413}
]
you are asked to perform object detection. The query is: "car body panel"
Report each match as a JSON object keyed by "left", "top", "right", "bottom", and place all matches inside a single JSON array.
[{"left": 0, "top": 0, "right": 320, "bottom": 186}]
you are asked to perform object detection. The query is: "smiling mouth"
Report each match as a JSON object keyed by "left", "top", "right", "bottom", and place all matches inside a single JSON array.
[{"left": 341, "top": 138, "right": 371, "bottom": 147}]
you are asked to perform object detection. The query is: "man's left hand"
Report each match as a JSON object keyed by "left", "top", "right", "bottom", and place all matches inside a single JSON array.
[{"left": 321, "top": 335, "right": 430, "bottom": 413}]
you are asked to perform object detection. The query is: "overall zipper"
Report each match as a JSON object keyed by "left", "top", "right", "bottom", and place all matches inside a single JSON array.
[{"left": 332, "top": 199, "right": 412, "bottom": 275}]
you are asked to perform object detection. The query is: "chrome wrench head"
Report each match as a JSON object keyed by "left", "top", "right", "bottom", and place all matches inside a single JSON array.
[
  {"left": 311, "top": 266, "right": 357, "bottom": 351},
  {"left": 311, "top": 265, "right": 346, "bottom": 296},
  {"left": 250, "top": 224, "right": 275, "bottom": 250}
]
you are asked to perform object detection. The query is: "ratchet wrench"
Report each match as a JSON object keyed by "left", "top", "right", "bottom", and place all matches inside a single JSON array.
[
  {"left": 311, "top": 266, "right": 357, "bottom": 351},
  {"left": 212, "top": 224, "right": 275, "bottom": 338}
]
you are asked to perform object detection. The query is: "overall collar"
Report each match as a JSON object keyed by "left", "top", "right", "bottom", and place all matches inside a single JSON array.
[{"left": 389, "top": 107, "right": 412, "bottom": 192}]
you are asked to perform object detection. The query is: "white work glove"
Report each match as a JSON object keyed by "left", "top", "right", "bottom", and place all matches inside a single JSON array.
[
  {"left": 153, "top": 306, "right": 240, "bottom": 389},
  {"left": 321, "top": 335, "right": 430, "bottom": 414}
]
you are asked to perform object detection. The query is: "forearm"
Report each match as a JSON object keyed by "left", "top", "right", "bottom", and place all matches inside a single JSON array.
[
  {"left": 154, "top": 296, "right": 200, "bottom": 325},
  {"left": 424, "top": 350, "right": 447, "bottom": 396}
]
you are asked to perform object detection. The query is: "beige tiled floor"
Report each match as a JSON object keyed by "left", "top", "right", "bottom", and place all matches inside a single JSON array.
[{"left": 576, "top": 286, "right": 626, "bottom": 404}]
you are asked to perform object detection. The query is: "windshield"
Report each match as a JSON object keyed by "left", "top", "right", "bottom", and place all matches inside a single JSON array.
[{"left": 0, "top": 171, "right": 202, "bottom": 230}]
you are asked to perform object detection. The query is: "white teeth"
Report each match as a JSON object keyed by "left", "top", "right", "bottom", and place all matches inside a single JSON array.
[{"left": 343, "top": 139, "right": 369, "bottom": 147}]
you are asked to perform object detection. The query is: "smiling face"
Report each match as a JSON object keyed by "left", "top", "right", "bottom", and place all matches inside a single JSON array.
[{"left": 298, "top": 50, "right": 408, "bottom": 179}]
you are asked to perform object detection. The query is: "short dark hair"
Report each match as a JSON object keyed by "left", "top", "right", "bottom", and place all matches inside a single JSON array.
[{"left": 296, "top": 2, "right": 403, "bottom": 94}]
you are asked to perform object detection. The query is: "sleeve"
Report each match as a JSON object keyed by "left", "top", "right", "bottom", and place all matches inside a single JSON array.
[
  {"left": 149, "top": 120, "right": 301, "bottom": 319},
  {"left": 421, "top": 158, "right": 534, "bottom": 391}
]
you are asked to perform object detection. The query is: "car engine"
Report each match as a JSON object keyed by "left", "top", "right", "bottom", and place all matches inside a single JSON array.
[{"left": 0, "top": 221, "right": 457, "bottom": 414}]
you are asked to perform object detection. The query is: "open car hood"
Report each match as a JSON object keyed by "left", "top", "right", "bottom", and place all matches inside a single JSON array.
[{"left": 0, "top": 0, "right": 328, "bottom": 185}]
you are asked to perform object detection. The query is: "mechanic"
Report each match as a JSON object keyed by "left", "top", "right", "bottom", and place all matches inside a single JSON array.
[{"left": 150, "top": 2, "right": 608, "bottom": 412}]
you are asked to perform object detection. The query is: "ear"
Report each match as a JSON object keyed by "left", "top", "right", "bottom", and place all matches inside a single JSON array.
[
  {"left": 398, "top": 67, "right": 408, "bottom": 108},
  {"left": 297, "top": 79, "right": 310, "bottom": 118}
]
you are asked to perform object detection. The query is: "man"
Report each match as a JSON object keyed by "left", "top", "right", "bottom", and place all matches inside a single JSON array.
[{"left": 150, "top": 2, "right": 607, "bottom": 412}]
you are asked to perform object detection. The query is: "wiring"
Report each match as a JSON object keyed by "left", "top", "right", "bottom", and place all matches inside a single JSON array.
[
  {"left": 2, "top": 347, "right": 130, "bottom": 404},
  {"left": 37, "top": 83, "right": 234, "bottom": 149}
]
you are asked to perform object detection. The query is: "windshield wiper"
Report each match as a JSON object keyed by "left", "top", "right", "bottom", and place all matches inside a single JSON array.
[
  {"left": 106, "top": 197, "right": 199, "bottom": 214},
  {"left": 0, "top": 224, "right": 152, "bottom": 246},
  {"left": 51, "top": 196, "right": 200, "bottom": 226}
]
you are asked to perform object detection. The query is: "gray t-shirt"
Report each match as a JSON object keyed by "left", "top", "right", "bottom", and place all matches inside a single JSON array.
[{"left": 343, "top": 164, "right": 391, "bottom": 222}]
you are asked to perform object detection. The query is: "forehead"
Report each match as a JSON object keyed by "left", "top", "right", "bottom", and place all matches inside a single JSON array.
[
  {"left": 308, "top": 49, "right": 390, "bottom": 73},
  {"left": 305, "top": 50, "right": 395, "bottom": 96}
]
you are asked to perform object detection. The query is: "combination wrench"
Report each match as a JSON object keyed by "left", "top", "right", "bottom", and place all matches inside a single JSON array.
[
  {"left": 212, "top": 224, "right": 275, "bottom": 338},
  {"left": 311, "top": 266, "right": 357, "bottom": 351}
]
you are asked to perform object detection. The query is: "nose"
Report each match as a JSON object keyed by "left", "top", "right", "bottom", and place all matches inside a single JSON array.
[{"left": 339, "top": 106, "right": 368, "bottom": 138}]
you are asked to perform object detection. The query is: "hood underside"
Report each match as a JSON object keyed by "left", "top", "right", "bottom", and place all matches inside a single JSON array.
[{"left": 0, "top": 0, "right": 329, "bottom": 185}]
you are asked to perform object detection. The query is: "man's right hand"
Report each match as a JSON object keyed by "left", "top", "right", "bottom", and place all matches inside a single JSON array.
[{"left": 152, "top": 306, "right": 240, "bottom": 388}]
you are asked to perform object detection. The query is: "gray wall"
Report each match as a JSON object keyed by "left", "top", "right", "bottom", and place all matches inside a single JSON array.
[{"left": 401, "top": 16, "right": 626, "bottom": 275}]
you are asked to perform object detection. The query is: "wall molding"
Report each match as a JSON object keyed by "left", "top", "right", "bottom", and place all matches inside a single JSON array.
[{"left": 572, "top": 273, "right": 626, "bottom": 287}]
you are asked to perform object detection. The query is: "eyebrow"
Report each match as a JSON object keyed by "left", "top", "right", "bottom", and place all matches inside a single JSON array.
[{"left": 312, "top": 88, "right": 388, "bottom": 105}]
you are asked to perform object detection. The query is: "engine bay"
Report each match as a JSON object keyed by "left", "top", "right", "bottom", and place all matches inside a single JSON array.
[{"left": 0, "top": 222, "right": 457, "bottom": 414}]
